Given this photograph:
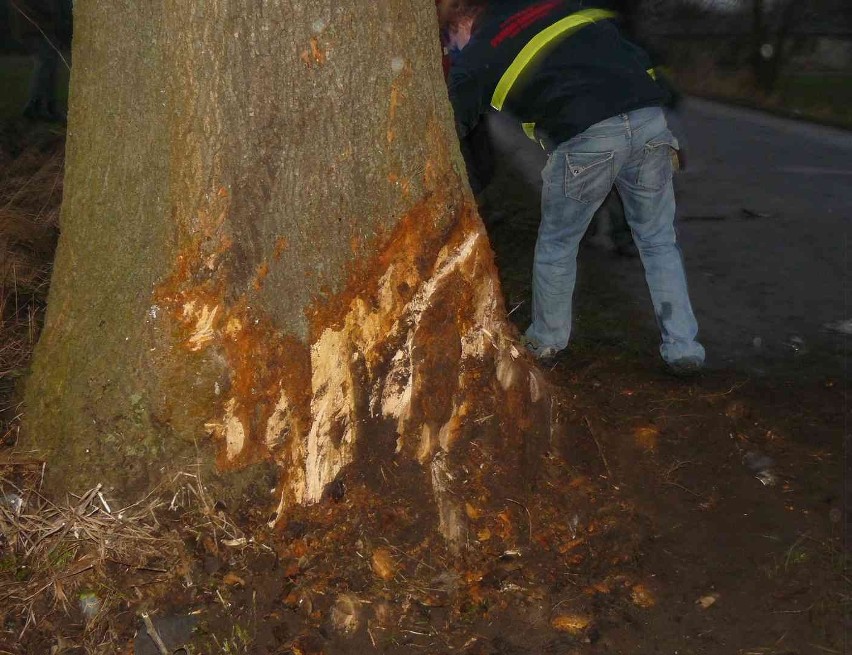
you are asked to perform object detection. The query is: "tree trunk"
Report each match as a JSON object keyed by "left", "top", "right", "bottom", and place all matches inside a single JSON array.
[
  {"left": 22, "top": 0, "right": 547, "bottom": 547},
  {"left": 751, "top": 0, "right": 803, "bottom": 95}
]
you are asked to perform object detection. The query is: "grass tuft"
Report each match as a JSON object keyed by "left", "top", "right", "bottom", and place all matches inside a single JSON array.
[{"left": 0, "top": 128, "right": 63, "bottom": 440}]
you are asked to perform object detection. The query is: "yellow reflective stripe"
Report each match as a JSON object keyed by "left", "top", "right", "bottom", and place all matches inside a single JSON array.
[
  {"left": 647, "top": 67, "right": 657, "bottom": 80},
  {"left": 521, "top": 122, "right": 536, "bottom": 139},
  {"left": 490, "top": 8, "right": 617, "bottom": 111}
]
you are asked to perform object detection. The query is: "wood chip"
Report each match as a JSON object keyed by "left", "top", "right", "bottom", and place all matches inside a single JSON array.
[
  {"left": 696, "top": 592, "right": 720, "bottom": 609},
  {"left": 630, "top": 583, "right": 656, "bottom": 608},
  {"left": 551, "top": 614, "right": 592, "bottom": 634},
  {"left": 371, "top": 548, "right": 396, "bottom": 580},
  {"left": 477, "top": 527, "right": 492, "bottom": 542}
]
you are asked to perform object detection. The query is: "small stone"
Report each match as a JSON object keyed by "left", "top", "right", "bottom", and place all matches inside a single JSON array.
[
  {"left": 696, "top": 592, "right": 720, "bottom": 609},
  {"left": 743, "top": 451, "right": 774, "bottom": 472},
  {"left": 755, "top": 470, "right": 777, "bottom": 487},
  {"left": 330, "top": 593, "right": 362, "bottom": 636}
]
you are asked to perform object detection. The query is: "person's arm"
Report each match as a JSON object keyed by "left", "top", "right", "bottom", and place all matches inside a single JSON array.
[{"left": 447, "top": 65, "right": 485, "bottom": 141}]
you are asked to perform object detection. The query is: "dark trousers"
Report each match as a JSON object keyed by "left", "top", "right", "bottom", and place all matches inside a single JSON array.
[{"left": 23, "top": 36, "right": 60, "bottom": 117}]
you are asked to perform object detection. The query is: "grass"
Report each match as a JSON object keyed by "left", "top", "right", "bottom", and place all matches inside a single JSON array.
[
  {"left": 0, "top": 122, "right": 64, "bottom": 445},
  {"left": 0, "top": 456, "right": 257, "bottom": 653},
  {"left": 674, "top": 63, "right": 852, "bottom": 129},
  {"left": 774, "top": 73, "right": 852, "bottom": 127}
]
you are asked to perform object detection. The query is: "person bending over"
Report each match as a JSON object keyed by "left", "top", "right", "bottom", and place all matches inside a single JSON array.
[{"left": 441, "top": 0, "right": 704, "bottom": 374}]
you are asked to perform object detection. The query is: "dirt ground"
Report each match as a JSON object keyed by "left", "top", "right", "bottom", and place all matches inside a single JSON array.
[
  {"left": 482, "top": 167, "right": 847, "bottom": 654},
  {"left": 0, "top": 115, "right": 847, "bottom": 654}
]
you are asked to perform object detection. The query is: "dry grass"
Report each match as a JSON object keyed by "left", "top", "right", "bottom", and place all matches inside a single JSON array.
[
  {"left": 0, "top": 459, "right": 173, "bottom": 643},
  {"left": 671, "top": 54, "right": 756, "bottom": 101},
  {"left": 0, "top": 455, "right": 259, "bottom": 653},
  {"left": 0, "top": 130, "right": 63, "bottom": 443},
  {"left": 670, "top": 55, "right": 852, "bottom": 129},
  {"left": 0, "top": 132, "right": 263, "bottom": 653}
]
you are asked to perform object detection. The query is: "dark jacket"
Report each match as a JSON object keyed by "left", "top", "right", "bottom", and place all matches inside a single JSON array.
[{"left": 448, "top": 0, "right": 667, "bottom": 146}]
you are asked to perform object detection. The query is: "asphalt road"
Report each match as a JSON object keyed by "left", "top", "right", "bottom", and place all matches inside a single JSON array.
[
  {"left": 488, "top": 98, "right": 851, "bottom": 380},
  {"left": 641, "top": 98, "right": 850, "bottom": 379}
]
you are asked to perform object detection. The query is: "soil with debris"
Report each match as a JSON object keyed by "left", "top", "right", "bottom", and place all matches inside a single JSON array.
[{"left": 0, "top": 124, "right": 847, "bottom": 655}]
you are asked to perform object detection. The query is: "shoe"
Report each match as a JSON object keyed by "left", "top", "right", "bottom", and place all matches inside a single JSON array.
[
  {"left": 665, "top": 357, "right": 704, "bottom": 378},
  {"left": 522, "top": 335, "right": 561, "bottom": 362}
]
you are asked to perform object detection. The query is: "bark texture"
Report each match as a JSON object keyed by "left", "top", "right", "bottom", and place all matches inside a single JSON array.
[{"left": 23, "top": 0, "right": 547, "bottom": 544}]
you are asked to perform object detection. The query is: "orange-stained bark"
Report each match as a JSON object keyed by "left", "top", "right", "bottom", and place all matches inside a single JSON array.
[{"left": 22, "top": 0, "right": 548, "bottom": 546}]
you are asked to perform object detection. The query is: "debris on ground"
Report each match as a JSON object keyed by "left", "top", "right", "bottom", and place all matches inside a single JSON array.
[{"left": 0, "top": 121, "right": 844, "bottom": 655}]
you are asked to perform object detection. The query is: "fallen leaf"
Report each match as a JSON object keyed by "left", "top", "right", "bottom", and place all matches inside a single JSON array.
[
  {"left": 223, "top": 572, "right": 245, "bottom": 586},
  {"left": 557, "top": 537, "right": 585, "bottom": 554},
  {"left": 495, "top": 510, "right": 514, "bottom": 539},
  {"left": 696, "top": 592, "right": 720, "bottom": 609},
  {"left": 464, "top": 570, "right": 484, "bottom": 583},
  {"left": 583, "top": 580, "right": 611, "bottom": 596},
  {"left": 468, "top": 583, "right": 486, "bottom": 603}
]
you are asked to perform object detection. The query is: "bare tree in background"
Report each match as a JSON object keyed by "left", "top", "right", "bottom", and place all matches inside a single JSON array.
[
  {"left": 656, "top": 0, "right": 829, "bottom": 94},
  {"left": 749, "top": 0, "right": 811, "bottom": 93}
]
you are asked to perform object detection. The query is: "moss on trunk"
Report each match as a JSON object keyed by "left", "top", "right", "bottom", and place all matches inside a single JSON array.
[{"left": 23, "top": 1, "right": 548, "bottom": 541}]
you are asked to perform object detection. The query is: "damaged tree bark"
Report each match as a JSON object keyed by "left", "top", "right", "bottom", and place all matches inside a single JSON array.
[{"left": 23, "top": 0, "right": 548, "bottom": 547}]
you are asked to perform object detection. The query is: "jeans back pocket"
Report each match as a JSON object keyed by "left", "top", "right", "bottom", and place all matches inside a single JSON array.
[
  {"left": 564, "top": 151, "right": 614, "bottom": 203},
  {"left": 636, "top": 137, "right": 677, "bottom": 191}
]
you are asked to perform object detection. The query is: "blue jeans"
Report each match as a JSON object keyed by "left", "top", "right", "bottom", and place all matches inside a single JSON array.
[{"left": 525, "top": 106, "right": 705, "bottom": 364}]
